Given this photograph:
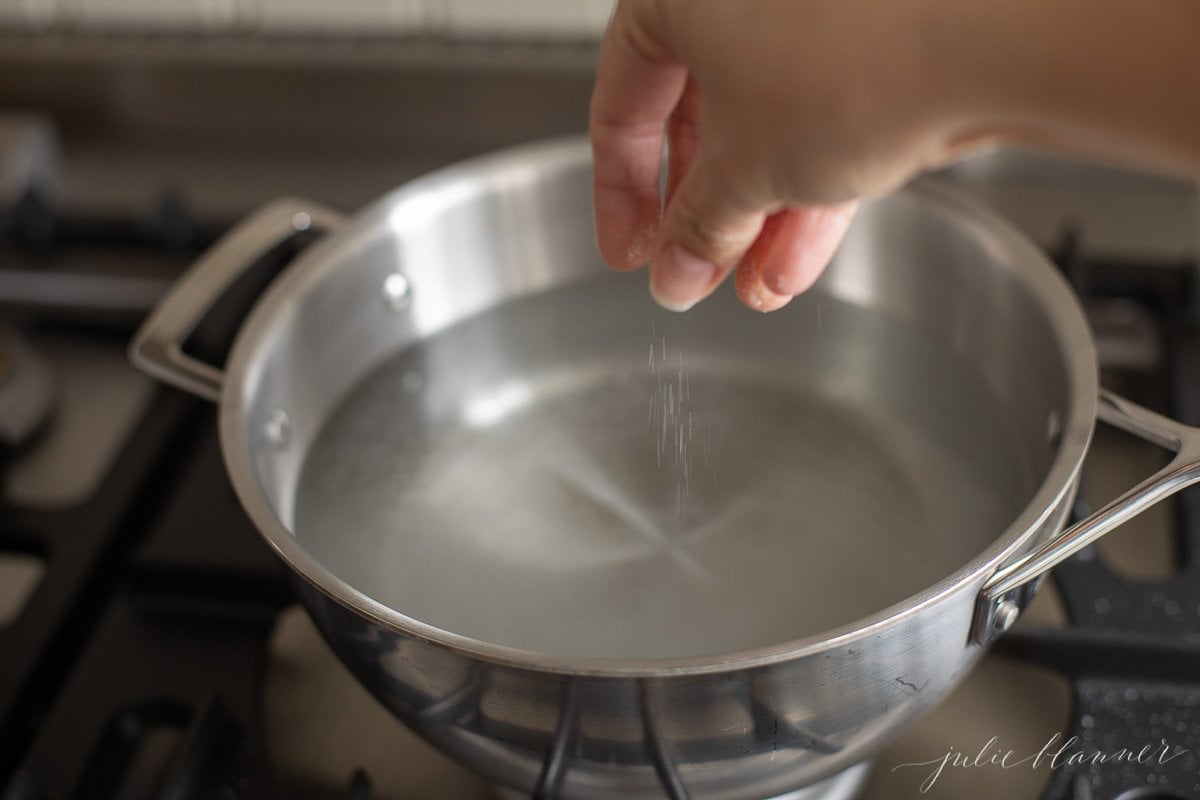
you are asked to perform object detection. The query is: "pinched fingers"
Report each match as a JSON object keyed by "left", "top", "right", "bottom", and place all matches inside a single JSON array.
[{"left": 593, "top": 2, "right": 858, "bottom": 312}]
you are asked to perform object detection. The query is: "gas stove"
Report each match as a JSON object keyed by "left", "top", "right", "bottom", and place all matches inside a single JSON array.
[{"left": 1, "top": 115, "right": 1200, "bottom": 800}]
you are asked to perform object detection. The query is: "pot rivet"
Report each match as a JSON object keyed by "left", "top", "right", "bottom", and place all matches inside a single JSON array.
[
  {"left": 382, "top": 273, "right": 412, "bottom": 309},
  {"left": 995, "top": 600, "right": 1020, "bottom": 632},
  {"left": 265, "top": 408, "right": 291, "bottom": 448},
  {"left": 291, "top": 211, "right": 312, "bottom": 232}
]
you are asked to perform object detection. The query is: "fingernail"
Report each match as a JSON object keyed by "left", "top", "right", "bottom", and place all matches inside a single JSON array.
[
  {"left": 650, "top": 244, "right": 718, "bottom": 312},
  {"left": 765, "top": 270, "right": 793, "bottom": 296},
  {"left": 745, "top": 285, "right": 794, "bottom": 313}
]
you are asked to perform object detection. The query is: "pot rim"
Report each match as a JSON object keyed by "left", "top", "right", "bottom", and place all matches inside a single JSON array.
[{"left": 219, "top": 136, "right": 1099, "bottom": 677}]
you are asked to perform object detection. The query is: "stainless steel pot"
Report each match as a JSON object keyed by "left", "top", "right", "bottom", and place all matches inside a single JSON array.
[{"left": 130, "top": 137, "right": 1200, "bottom": 800}]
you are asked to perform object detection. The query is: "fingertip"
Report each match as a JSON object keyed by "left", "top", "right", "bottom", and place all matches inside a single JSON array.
[
  {"left": 764, "top": 263, "right": 818, "bottom": 297},
  {"left": 760, "top": 202, "right": 858, "bottom": 296},
  {"left": 742, "top": 286, "right": 794, "bottom": 313},
  {"left": 735, "top": 254, "right": 793, "bottom": 313},
  {"left": 649, "top": 242, "right": 720, "bottom": 312}
]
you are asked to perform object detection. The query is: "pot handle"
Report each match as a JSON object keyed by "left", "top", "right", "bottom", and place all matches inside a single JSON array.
[
  {"left": 971, "top": 390, "right": 1200, "bottom": 646},
  {"left": 129, "top": 198, "right": 345, "bottom": 402}
]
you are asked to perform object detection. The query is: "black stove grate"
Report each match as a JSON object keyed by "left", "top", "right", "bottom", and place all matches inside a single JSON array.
[{"left": 0, "top": 197, "right": 326, "bottom": 800}]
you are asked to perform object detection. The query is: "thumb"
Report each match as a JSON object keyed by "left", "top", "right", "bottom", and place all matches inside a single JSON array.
[{"left": 650, "top": 153, "right": 767, "bottom": 312}]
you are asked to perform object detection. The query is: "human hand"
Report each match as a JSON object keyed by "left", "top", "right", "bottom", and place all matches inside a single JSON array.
[
  {"left": 590, "top": 0, "right": 964, "bottom": 312},
  {"left": 591, "top": 0, "right": 1200, "bottom": 313}
]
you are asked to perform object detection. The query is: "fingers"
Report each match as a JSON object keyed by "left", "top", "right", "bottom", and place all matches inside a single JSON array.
[
  {"left": 650, "top": 150, "right": 768, "bottom": 312},
  {"left": 716, "top": 202, "right": 861, "bottom": 313},
  {"left": 755, "top": 201, "right": 859, "bottom": 296},
  {"left": 593, "top": 2, "right": 858, "bottom": 312},
  {"left": 590, "top": 1, "right": 687, "bottom": 271},
  {"left": 734, "top": 203, "right": 858, "bottom": 312},
  {"left": 735, "top": 211, "right": 804, "bottom": 313}
]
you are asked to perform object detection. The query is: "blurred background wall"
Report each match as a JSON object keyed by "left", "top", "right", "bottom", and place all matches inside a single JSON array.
[{"left": 0, "top": 0, "right": 612, "bottom": 218}]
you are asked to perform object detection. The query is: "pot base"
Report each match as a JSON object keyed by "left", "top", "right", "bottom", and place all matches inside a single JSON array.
[{"left": 493, "top": 760, "right": 872, "bottom": 800}]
